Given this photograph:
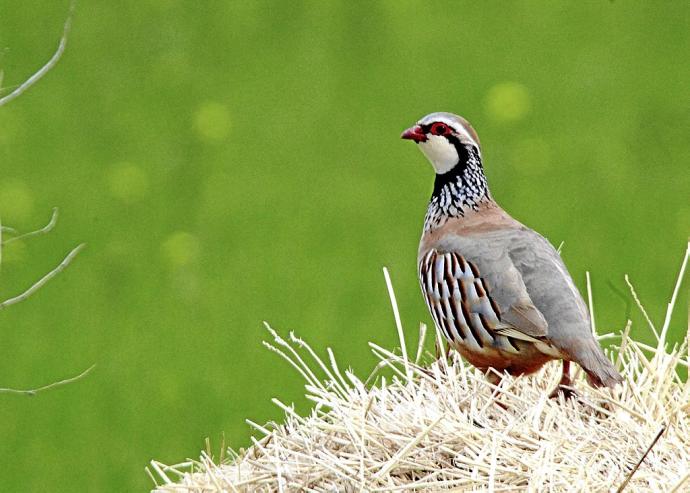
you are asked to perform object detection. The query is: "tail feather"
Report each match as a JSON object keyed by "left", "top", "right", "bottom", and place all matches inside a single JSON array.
[{"left": 574, "top": 340, "right": 622, "bottom": 389}]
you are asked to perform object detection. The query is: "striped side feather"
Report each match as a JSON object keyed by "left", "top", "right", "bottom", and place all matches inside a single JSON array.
[{"left": 419, "top": 250, "right": 523, "bottom": 355}]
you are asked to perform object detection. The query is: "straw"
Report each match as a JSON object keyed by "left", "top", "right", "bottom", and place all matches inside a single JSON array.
[{"left": 149, "top": 243, "right": 690, "bottom": 492}]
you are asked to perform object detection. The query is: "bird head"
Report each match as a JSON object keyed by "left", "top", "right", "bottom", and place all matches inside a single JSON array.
[{"left": 401, "top": 112, "right": 481, "bottom": 174}]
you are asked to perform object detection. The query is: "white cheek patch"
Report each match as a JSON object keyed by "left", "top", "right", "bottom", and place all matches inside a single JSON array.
[{"left": 418, "top": 135, "right": 458, "bottom": 174}]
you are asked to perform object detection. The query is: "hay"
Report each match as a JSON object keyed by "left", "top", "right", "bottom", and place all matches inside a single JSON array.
[{"left": 149, "top": 244, "right": 690, "bottom": 492}]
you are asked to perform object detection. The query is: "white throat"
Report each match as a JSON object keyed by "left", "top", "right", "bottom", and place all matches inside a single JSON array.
[{"left": 418, "top": 135, "right": 458, "bottom": 174}]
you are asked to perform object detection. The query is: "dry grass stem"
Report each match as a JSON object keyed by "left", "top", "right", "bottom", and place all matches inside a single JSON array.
[{"left": 150, "top": 244, "right": 690, "bottom": 492}]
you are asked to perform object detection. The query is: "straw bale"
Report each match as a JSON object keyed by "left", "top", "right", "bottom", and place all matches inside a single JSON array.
[{"left": 150, "top": 245, "right": 690, "bottom": 492}]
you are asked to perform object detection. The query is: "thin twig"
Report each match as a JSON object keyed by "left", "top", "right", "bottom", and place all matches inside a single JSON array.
[
  {"left": 0, "top": 243, "right": 85, "bottom": 310},
  {"left": 1, "top": 208, "right": 59, "bottom": 245},
  {"left": 0, "top": 364, "right": 94, "bottom": 396},
  {"left": 0, "top": 1, "right": 75, "bottom": 107},
  {"left": 615, "top": 426, "right": 666, "bottom": 493}
]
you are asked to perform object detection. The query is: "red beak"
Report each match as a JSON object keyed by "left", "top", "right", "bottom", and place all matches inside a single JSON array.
[{"left": 401, "top": 125, "right": 427, "bottom": 143}]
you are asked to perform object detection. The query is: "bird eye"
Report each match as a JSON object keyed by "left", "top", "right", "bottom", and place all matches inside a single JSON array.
[{"left": 430, "top": 123, "right": 449, "bottom": 136}]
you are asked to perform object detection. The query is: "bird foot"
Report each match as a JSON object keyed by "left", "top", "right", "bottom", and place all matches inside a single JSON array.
[
  {"left": 434, "top": 340, "right": 452, "bottom": 362},
  {"left": 548, "top": 384, "right": 578, "bottom": 400},
  {"left": 492, "top": 398, "right": 510, "bottom": 411}
]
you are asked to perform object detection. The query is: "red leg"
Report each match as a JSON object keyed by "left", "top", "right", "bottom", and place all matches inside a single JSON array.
[
  {"left": 485, "top": 370, "right": 510, "bottom": 410},
  {"left": 549, "top": 360, "right": 577, "bottom": 400},
  {"left": 434, "top": 339, "right": 452, "bottom": 362},
  {"left": 486, "top": 370, "right": 503, "bottom": 387}
]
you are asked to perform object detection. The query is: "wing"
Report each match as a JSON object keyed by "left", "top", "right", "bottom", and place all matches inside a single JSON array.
[
  {"left": 419, "top": 248, "right": 548, "bottom": 353},
  {"left": 506, "top": 230, "right": 591, "bottom": 337}
]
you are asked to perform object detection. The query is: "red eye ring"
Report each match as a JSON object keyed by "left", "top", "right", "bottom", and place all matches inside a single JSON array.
[{"left": 430, "top": 122, "right": 450, "bottom": 136}]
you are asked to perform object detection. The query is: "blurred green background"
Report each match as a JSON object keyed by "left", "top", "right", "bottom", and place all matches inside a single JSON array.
[{"left": 0, "top": 1, "right": 688, "bottom": 490}]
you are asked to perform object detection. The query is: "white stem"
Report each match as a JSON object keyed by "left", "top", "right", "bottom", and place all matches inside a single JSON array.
[
  {"left": 383, "top": 267, "right": 410, "bottom": 381},
  {"left": 659, "top": 241, "right": 690, "bottom": 347},
  {"left": 586, "top": 271, "right": 596, "bottom": 335}
]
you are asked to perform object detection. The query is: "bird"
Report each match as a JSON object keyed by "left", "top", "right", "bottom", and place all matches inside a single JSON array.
[{"left": 401, "top": 112, "right": 622, "bottom": 396}]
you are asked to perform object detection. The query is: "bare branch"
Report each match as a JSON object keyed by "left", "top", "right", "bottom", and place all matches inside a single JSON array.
[
  {"left": 0, "top": 1, "right": 75, "bottom": 108},
  {"left": 0, "top": 243, "right": 85, "bottom": 310},
  {"left": 615, "top": 426, "right": 666, "bottom": 493},
  {"left": 0, "top": 2, "right": 89, "bottom": 399},
  {"left": 2, "top": 207, "right": 59, "bottom": 245},
  {"left": 0, "top": 364, "right": 94, "bottom": 396},
  {"left": 0, "top": 216, "right": 88, "bottom": 397},
  {"left": 1, "top": 208, "right": 59, "bottom": 271}
]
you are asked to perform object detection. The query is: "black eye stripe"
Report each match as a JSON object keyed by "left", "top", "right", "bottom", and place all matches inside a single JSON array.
[
  {"left": 422, "top": 122, "right": 453, "bottom": 136},
  {"left": 435, "top": 124, "right": 447, "bottom": 134}
]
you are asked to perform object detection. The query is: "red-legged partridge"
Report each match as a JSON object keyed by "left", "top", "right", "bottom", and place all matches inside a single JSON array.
[{"left": 401, "top": 112, "right": 622, "bottom": 395}]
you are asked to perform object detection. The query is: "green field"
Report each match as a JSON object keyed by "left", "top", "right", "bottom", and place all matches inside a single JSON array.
[{"left": 0, "top": 2, "right": 688, "bottom": 490}]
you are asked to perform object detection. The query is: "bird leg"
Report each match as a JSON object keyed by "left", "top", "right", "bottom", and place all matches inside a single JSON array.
[
  {"left": 419, "top": 340, "right": 451, "bottom": 378},
  {"left": 486, "top": 370, "right": 503, "bottom": 387},
  {"left": 549, "top": 360, "right": 578, "bottom": 400},
  {"left": 485, "top": 370, "right": 510, "bottom": 410},
  {"left": 434, "top": 339, "right": 452, "bottom": 362}
]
